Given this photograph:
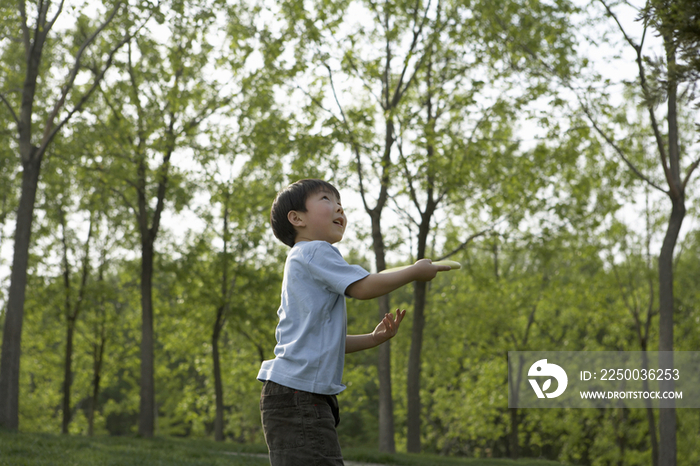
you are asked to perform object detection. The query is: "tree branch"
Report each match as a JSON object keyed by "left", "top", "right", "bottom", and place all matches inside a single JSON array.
[
  {"left": 34, "top": 0, "right": 49, "bottom": 55},
  {"left": 325, "top": 63, "right": 371, "bottom": 213},
  {"left": 493, "top": 5, "right": 669, "bottom": 195},
  {"left": 18, "top": 0, "right": 30, "bottom": 56},
  {"left": 611, "top": 257, "right": 640, "bottom": 331},
  {"left": 396, "top": 133, "right": 421, "bottom": 213},
  {"left": 127, "top": 40, "right": 147, "bottom": 148},
  {"left": 520, "top": 277, "right": 548, "bottom": 348},
  {"left": 179, "top": 90, "right": 232, "bottom": 137},
  {"left": 325, "top": 34, "right": 384, "bottom": 109},
  {"left": 437, "top": 223, "right": 498, "bottom": 261},
  {"left": 150, "top": 139, "right": 175, "bottom": 239},
  {"left": 109, "top": 187, "right": 139, "bottom": 220},
  {"left": 42, "top": 1, "right": 124, "bottom": 146},
  {"left": 239, "top": 327, "right": 266, "bottom": 363},
  {"left": 598, "top": 0, "right": 673, "bottom": 189},
  {"left": 390, "top": 0, "right": 433, "bottom": 107},
  {"left": 682, "top": 155, "right": 700, "bottom": 191},
  {"left": 342, "top": 52, "right": 384, "bottom": 109},
  {"left": 388, "top": 195, "right": 420, "bottom": 229},
  {"left": 580, "top": 102, "right": 668, "bottom": 194},
  {"left": 0, "top": 93, "right": 19, "bottom": 126},
  {"left": 294, "top": 82, "right": 332, "bottom": 113},
  {"left": 83, "top": 163, "right": 142, "bottom": 193},
  {"left": 450, "top": 103, "right": 495, "bottom": 188},
  {"left": 45, "top": 0, "right": 66, "bottom": 33},
  {"left": 73, "top": 210, "right": 94, "bottom": 320},
  {"left": 59, "top": 205, "right": 72, "bottom": 316}
]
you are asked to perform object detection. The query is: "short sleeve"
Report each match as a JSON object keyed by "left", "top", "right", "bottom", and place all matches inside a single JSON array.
[{"left": 303, "top": 242, "right": 369, "bottom": 296}]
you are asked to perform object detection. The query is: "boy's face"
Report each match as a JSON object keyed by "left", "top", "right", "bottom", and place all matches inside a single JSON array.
[{"left": 288, "top": 189, "right": 346, "bottom": 244}]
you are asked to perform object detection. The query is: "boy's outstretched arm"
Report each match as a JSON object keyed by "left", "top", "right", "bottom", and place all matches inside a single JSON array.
[
  {"left": 346, "top": 309, "right": 407, "bottom": 354},
  {"left": 345, "top": 259, "right": 450, "bottom": 300}
]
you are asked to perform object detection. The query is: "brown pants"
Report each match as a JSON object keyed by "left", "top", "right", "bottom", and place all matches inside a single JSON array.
[{"left": 260, "top": 381, "right": 343, "bottom": 466}]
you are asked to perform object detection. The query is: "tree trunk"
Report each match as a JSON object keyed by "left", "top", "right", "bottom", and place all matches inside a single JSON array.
[
  {"left": 62, "top": 318, "right": 76, "bottom": 434},
  {"left": 60, "top": 206, "right": 77, "bottom": 435},
  {"left": 0, "top": 157, "right": 41, "bottom": 429},
  {"left": 406, "top": 216, "right": 432, "bottom": 453},
  {"left": 0, "top": 0, "right": 121, "bottom": 431},
  {"left": 370, "top": 213, "right": 396, "bottom": 453},
  {"left": 376, "top": 294, "right": 394, "bottom": 452},
  {"left": 616, "top": 408, "right": 627, "bottom": 466},
  {"left": 641, "top": 351, "right": 659, "bottom": 466},
  {"left": 88, "top": 335, "right": 105, "bottom": 437},
  {"left": 509, "top": 408, "right": 519, "bottom": 459},
  {"left": 657, "top": 198, "right": 684, "bottom": 466},
  {"left": 405, "top": 55, "right": 437, "bottom": 449},
  {"left": 213, "top": 313, "right": 225, "bottom": 442},
  {"left": 508, "top": 353, "right": 525, "bottom": 459},
  {"left": 407, "top": 280, "right": 427, "bottom": 453},
  {"left": 658, "top": 37, "right": 683, "bottom": 466},
  {"left": 405, "top": 214, "right": 440, "bottom": 453},
  {"left": 88, "top": 253, "right": 107, "bottom": 437},
  {"left": 139, "top": 238, "right": 156, "bottom": 437},
  {"left": 135, "top": 153, "right": 170, "bottom": 439}
]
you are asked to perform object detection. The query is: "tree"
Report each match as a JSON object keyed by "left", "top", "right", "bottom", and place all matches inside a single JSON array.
[
  {"left": 584, "top": 2, "right": 699, "bottom": 464},
  {"left": 500, "top": 0, "right": 699, "bottom": 462},
  {"left": 604, "top": 192, "right": 661, "bottom": 466},
  {"left": 645, "top": 0, "right": 700, "bottom": 81},
  {"left": 86, "top": 242, "right": 111, "bottom": 436},
  {"left": 322, "top": 0, "right": 578, "bottom": 452},
  {"left": 197, "top": 167, "right": 276, "bottom": 441},
  {"left": 301, "top": 0, "right": 453, "bottom": 451},
  {"left": 0, "top": 0, "right": 139, "bottom": 430},
  {"left": 36, "top": 137, "right": 101, "bottom": 434},
  {"left": 57, "top": 202, "right": 94, "bottom": 434},
  {"left": 62, "top": 104, "right": 136, "bottom": 437},
  {"left": 89, "top": 2, "right": 230, "bottom": 433}
]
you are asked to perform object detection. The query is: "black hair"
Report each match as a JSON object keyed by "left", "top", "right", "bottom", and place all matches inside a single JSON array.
[{"left": 270, "top": 179, "right": 341, "bottom": 247}]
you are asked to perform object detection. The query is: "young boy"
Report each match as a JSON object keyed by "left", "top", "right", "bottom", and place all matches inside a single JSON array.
[{"left": 257, "top": 179, "right": 449, "bottom": 465}]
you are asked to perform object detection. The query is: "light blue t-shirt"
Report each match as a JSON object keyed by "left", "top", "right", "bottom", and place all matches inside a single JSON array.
[{"left": 257, "top": 241, "right": 370, "bottom": 395}]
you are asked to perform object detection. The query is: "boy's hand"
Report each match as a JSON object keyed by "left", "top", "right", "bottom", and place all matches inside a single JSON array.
[
  {"left": 412, "top": 258, "right": 451, "bottom": 282},
  {"left": 371, "top": 309, "right": 407, "bottom": 345}
]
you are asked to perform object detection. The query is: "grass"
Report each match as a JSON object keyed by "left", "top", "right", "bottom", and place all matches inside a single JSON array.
[
  {"left": 0, "top": 431, "right": 269, "bottom": 466},
  {"left": 343, "top": 447, "right": 568, "bottom": 466},
  {"left": 0, "top": 430, "right": 568, "bottom": 466}
]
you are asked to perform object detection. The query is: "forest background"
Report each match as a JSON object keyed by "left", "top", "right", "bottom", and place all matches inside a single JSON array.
[{"left": 0, "top": 0, "right": 699, "bottom": 465}]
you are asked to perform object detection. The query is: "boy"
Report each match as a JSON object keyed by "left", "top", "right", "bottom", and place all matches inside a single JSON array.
[{"left": 258, "top": 179, "right": 449, "bottom": 465}]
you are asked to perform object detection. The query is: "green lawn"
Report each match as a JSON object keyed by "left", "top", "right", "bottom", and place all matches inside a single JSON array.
[
  {"left": 0, "top": 431, "right": 568, "bottom": 466},
  {"left": 342, "top": 447, "right": 568, "bottom": 466},
  {"left": 0, "top": 432, "right": 268, "bottom": 466}
]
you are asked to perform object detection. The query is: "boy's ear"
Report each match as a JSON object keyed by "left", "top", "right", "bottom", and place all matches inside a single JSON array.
[{"left": 288, "top": 210, "right": 305, "bottom": 227}]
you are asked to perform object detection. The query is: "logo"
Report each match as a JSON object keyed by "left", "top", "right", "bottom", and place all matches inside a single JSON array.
[{"left": 528, "top": 359, "right": 568, "bottom": 398}]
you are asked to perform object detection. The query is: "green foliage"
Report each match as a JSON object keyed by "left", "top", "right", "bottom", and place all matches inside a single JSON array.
[
  {"left": 644, "top": 0, "right": 700, "bottom": 80},
  {"left": 3, "top": 0, "right": 700, "bottom": 465}
]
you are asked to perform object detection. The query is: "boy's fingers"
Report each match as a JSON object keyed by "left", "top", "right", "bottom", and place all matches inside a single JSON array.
[{"left": 395, "top": 309, "right": 406, "bottom": 324}]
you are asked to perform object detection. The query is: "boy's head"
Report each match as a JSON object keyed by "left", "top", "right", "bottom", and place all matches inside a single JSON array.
[{"left": 271, "top": 179, "right": 344, "bottom": 247}]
